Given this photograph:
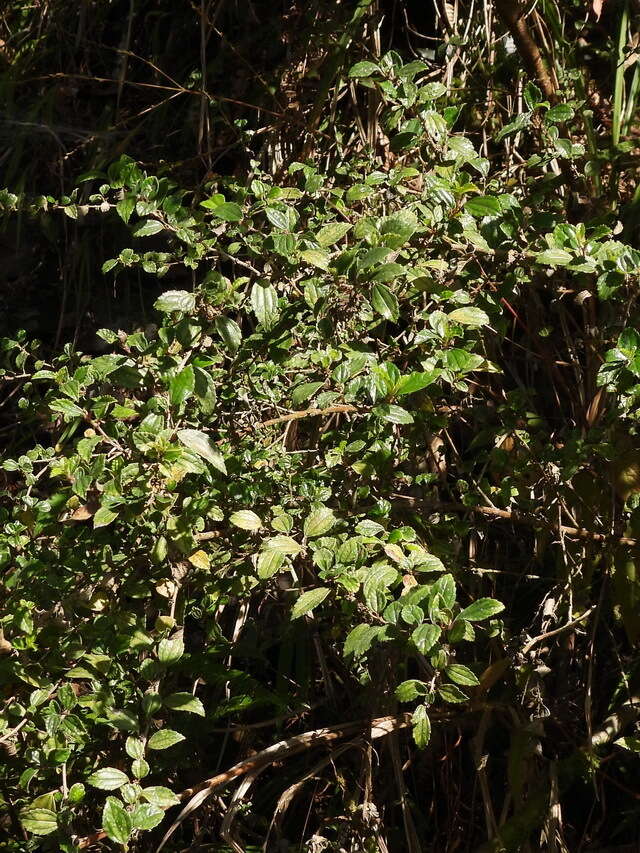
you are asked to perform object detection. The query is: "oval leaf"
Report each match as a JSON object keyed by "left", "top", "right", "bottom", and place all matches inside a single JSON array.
[
  {"left": 230, "top": 510, "right": 262, "bottom": 531},
  {"left": 250, "top": 281, "right": 278, "bottom": 328},
  {"left": 87, "top": 767, "right": 129, "bottom": 791},
  {"left": 264, "top": 535, "right": 303, "bottom": 555},
  {"left": 291, "top": 587, "right": 330, "bottom": 619},
  {"left": 154, "top": 290, "right": 196, "bottom": 314},
  {"left": 157, "top": 637, "right": 184, "bottom": 666},
  {"left": 370, "top": 282, "right": 399, "bottom": 321},
  {"left": 141, "top": 786, "right": 180, "bottom": 808},
  {"left": 304, "top": 507, "right": 337, "bottom": 538},
  {"left": 438, "top": 684, "right": 469, "bottom": 703},
  {"left": 20, "top": 808, "right": 58, "bottom": 836},
  {"left": 448, "top": 307, "right": 490, "bottom": 327},
  {"left": 163, "top": 692, "right": 205, "bottom": 716},
  {"left": 102, "top": 797, "right": 132, "bottom": 845},
  {"left": 214, "top": 315, "right": 242, "bottom": 353},
  {"left": 209, "top": 201, "right": 242, "bottom": 221},
  {"left": 147, "top": 729, "right": 186, "bottom": 750},
  {"left": 256, "top": 548, "right": 285, "bottom": 579},
  {"left": 464, "top": 196, "right": 501, "bottom": 217},
  {"left": 412, "top": 704, "right": 431, "bottom": 748},
  {"left": 411, "top": 623, "right": 441, "bottom": 654},
  {"left": 316, "top": 222, "right": 352, "bottom": 247},
  {"left": 445, "top": 664, "right": 480, "bottom": 686},
  {"left": 130, "top": 802, "right": 165, "bottom": 830},
  {"left": 459, "top": 598, "right": 504, "bottom": 621},
  {"left": 176, "top": 429, "right": 226, "bottom": 474}
]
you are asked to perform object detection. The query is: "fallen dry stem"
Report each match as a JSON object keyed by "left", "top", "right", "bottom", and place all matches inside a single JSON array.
[{"left": 76, "top": 714, "right": 411, "bottom": 850}]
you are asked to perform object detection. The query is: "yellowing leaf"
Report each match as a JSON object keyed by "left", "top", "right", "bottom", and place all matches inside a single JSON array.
[
  {"left": 229, "top": 510, "right": 262, "bottom": 531},
  {"left": 188, "top": 550, "right": 210, "bottom": 569},
  {"left": 264, "top": 536, "right": 303, "bottom": 555}
]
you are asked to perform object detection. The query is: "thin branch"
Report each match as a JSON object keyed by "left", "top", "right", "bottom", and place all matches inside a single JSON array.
[
  {"left": 392, "top": 494, "right": 638, "bottom": 547},
  {"left": 258, "top": 404, "right": 360, "bottom": 428},
  {"left": 522, "top": 606, "right": 596, "bottom": 655}
]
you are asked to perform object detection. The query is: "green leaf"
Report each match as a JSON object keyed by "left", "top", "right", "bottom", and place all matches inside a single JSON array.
[
  {"left": 87, "top": 767, "right": 129, "bottom": 790},
  {"left": 316, "top": 222, "right": 352, "bottom": 247},
  {"left": 371, "top": 263, "right": 406, "bottom": 283},
  {"left": 433, "top": 573, "right": 456, "bottom": 610},
  {"left": 459, "top": 598, "right": 504, "bottom": 621},
  {"left": 230, "top": 510, "right": 262, "bottom": 531},
  {"left": 348, "top": 61, "right": 379, "bottom": 77},
  {"left": 379, "top": 210, "right": 417, "bottom": 247},
  {"left": 68, "top": 783, "right": 85, "bottom": 803},
  {"left": 170, "top": 365, "right": 195, "bottom": 407},
  {"left": 300, "top": 248, "right": 330, "bottom": 270},
  {"left": 445, "top": 664, "right": 479, "bottom": 686},
  {"left": 291, "top": 587, "right": 330, "bottom": 619},
  {"left": 176, "top": 429, "right": 226, "bottom": 474},
  {"left": 395, "top": 679, "right": 427, "bottom": 701},
  {"left": 158, "top": 637, "right": 184, "bottom": 665},
  {"left": 93, "top": 507, "right": 118, "bottom": 529},
  {"left": 292, "top": 381, "right": 324, "bottom": 407},
  {"left": 208, "top": 201, "right": 243, "bottom": 221},
  {"left": 614, "top": 736, "right": 640, "bottom": 751},
  {"left": 401, "top": 604, "right": 424, "bottom": 625},
  {"left": 265, "top": 206, "right": 297, "bottom": 231},
  {"left": 523, "top": 82, "right": 543, "bottom": 110},
  {"left": 214, "top": 315, "right": 242, "bottom": 353},
  {"left": 448, "top": 307, "right": 490, "bottom": 327},
  {"left": 373, "top": 404, "right": 414, "bottom": 424},
  {"left": 148, "top": 729, "right": 186, "bottom": 750},
  {"left": 413, "top": 553, "right": 446, "bottom": 573},
  {"left": 545, "top": 104, "right": 574, "bottom": 123},
  {"left": 355, "top": 519, "right": 386, "bottom": 536},
  {"left": 256, "top": 548, "right": 285, "bottom": 579},
  {"left": 464, "top": 196, "right": 501, "bottom": 217},
  {"left": 116, "top": 195, "right": 135, "bottom": 223},
  {"left": 154, "top": 290, "right": 196, "bottom": 313},
  {"left": 141, "top": 786, "right": 180, "bottom": 808},
  {"left": 133, "top": 219, "right": 164, "bottom": 237},
  {"left": 304, "top": 506, "right": 337, "bottom": 538},
  {"left": 20, "top": 808, "right": 58, "bottom": 836},
  {"left": 49, "top": 399, "right": 85, "bottom": 419},
  {"left": 264, "top": 535, "right": 303, "bottom": 555},
  {"left": 163, "top": 692, "right": 205, "bottom": 716},
  {"left": 438, "top": 684, "right": 469, "bottom": 703},
  {"left": 102, "top": 797, "right": 132, "bottom": 845},
  {"left": 250, "top": 281, "right": 278, "bottom": 328},
  {"left": 411, "top": 623, "right": 441, "bottom": 654},
  {"left": 396, "top": 371, "right": 437, "bottom": 395},
  {"left": 125, "top": 737, "right": 145, "bottom": 760},
  {"left": 535, "top": 249, "right": 573, "bottom": 266},
  {"left": 412, "top": 704, "right": 431, "bottom": 748},
  {"left": 370, "top": 283, "right": 399, "bottom": 321},
  {"left": 130, "top": 803, "right": 165, "bottom": 830},
  {"left": 343, "top": 624, "right": 381, "bottom": 658},
  {"left": 131, "top": 759, "right": 150, "bottom": 779}
]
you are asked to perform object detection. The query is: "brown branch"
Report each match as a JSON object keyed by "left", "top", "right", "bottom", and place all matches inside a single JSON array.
[
  {"left": 257, "top": 404, "right": 360, "bottom": 428},
  {"left": 522, "top": 606, "right": 596, "bottom": 655},
  {"left": 76, "top": 714, "right": 411, "bottom": 850},
  {"left": 392, "top": 494, "right": 638, "bottom": 547},
  {"left": 493, "top": 0, "right": 557, "bottom": 103}
]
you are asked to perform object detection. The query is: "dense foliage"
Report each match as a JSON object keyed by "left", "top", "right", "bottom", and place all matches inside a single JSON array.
[{"left": 2, "top": 1, "right": 640, "bottom": 851}]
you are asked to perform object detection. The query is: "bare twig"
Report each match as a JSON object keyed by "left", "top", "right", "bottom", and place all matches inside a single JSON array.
[
  {"left": 258, "top": 404, "right": 359, "bottom": 428},
  {"left": 391, "top": 494, "right": 638, "bottom": 547},
  {"left": 522, "top": 607, "right": 595, "bottom": 656}
]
